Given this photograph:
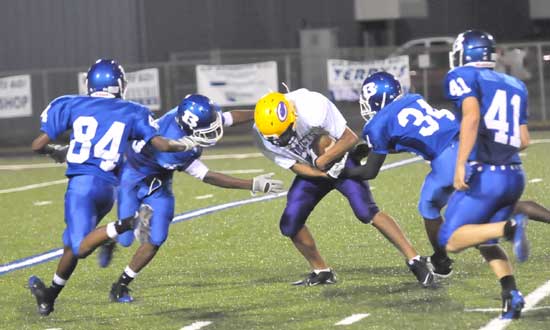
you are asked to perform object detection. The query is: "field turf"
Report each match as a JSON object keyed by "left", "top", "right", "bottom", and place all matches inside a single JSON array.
[{"left": 1, "top": 132, "right": 550, "bottom": 330}]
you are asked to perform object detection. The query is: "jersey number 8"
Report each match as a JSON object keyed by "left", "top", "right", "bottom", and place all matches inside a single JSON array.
[{"left": 66, "top": 116, "right": 126, "bottom": 171}]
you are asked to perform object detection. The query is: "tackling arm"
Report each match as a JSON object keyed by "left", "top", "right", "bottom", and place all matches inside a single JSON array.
[
  {"left": 225, "top": 110, "right": 254, "bottom": 126},
  {"left": 150, "top": 135, "right": 198, "bottom": 152},
  {"left": 454, "top": 96, "right": 480, "bottom": 190},
  {"left": 315, "top": 127, "right": 358, "bottom": 170},
  {"left": 340, "top": 152, "right": 387, "bottom": 180},
  {"left": 202, "top": 170, "right": 284, "bottom": 193}
]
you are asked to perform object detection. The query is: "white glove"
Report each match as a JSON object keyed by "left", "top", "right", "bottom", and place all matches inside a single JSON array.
[
  {"left": 326, "top": 152, "right": 348, "bottom": 179},
  {"left": 177, "top": 136, "right": 200, "bottom": 151},
  {"left": 252, "top": 172, "right": 285, "bottom": 194}
]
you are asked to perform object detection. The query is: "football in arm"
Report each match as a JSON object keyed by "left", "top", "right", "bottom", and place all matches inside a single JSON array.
[{"left": 311, "top": 134, "right": 336, "bottom": 157}]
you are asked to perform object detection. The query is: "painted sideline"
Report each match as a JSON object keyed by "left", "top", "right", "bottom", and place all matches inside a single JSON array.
[{"left": 0, "top": 156, "right": 423, "bottom": 276}]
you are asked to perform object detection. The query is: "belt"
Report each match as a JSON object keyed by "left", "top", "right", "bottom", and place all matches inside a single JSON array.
[{"left": 468, "top": 162, "right": 522, "bottom": 172}]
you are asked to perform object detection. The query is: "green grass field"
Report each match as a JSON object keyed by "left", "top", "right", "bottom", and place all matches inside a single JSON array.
[{"left": 1, "top": 132, "right": 550, "bottom": 330}]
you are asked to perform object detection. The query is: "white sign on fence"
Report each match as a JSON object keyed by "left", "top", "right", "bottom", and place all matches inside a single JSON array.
[
  {"left": 78, "top": 68, "right": 161, "bottom": 111},
  {"left": 0, "top": 75, "right": 32, "bottom": 118},
  {"left": 196, "top": 61, "right": 278, "bottom": 106},
  {"left": 327, "top": 56, "right": 410, "bottom": 101}
]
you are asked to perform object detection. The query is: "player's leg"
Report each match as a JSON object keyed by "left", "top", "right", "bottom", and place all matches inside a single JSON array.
[
  {"left": 442, "top": 168, "right": 526, "bottom": 253},
  {"left": 110, "top": 186, "right": 174, "bottom": 302},
  {"left": 29, "top": 175, "right": 115, "bottom": 315},
  {"left": 280, "top": 176, "right": 333, "bottom": 285},
  {"left": 335, "top": 177, "right": 434, "bottom": 287},
  {"left": 98, "top": 178, "right": 141, "bottom": 268},
  {"left": 479, "top": 244, "right": 524, "bottom": 319},
  {"left": 418, "top": 145, "right": 455, "bottom": 276},
  {"left": 515, "top": 200, "right": 550, "bottom": 224}
]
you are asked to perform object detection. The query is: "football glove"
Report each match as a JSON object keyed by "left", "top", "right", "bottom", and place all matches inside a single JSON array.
[
  {"left": 326, "top": 152, "right": 348, "bottom": 179},
  {"left": 252, "top": 172, "right": 284, "bottom": 194},
  {"left": 349, "top": 143, "right": 371, "bottom": 164},
  {"left": 47, "top": 144, "right": 69, "bottom": 163}
]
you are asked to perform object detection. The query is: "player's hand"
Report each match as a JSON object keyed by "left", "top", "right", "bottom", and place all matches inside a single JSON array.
[
  {"left": 326, "top": 152, "right": 348, "bottom": 179},
  {"left": 453, "top": 164, "right": 469, "bottom": 191},
  {"left": 48, "top": 144, "right": 69, "bottom": 163},
  {"left": 349, "top": 143, "right": 371, "bottom": 164},
  {"left": 252, "top": 172, "right": 285, "bottom": 194},
  {"left": 177, "top": 136, "right": 200, "bottom": 151}
]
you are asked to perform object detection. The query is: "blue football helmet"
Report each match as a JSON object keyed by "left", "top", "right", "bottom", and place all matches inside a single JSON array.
[
  {"left": 86, "top": 59, "right": 127, "bottom": 98},
  {"left": 359, "top": 71, "right": 402, "bottom": 122},
  {"left": 449, "top": 30, "right": 497, "bottom": 69},
  {"left": 176, "top": 94, "right": 223, "bottom": 147}
]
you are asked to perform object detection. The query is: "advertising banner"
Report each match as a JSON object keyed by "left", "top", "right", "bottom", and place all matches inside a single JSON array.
[
  {"left": 327, "top": 56, "right": 410, "bottom": 101},
  {"left": 0, "top": 75, "right": 32, "bottom": 118}
]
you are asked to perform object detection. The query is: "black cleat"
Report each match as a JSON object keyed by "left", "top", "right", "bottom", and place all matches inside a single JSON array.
[
  {"left": 109, "top": 282, "right": 134, "bottom": 303},
  {"left": 292, "top": 269, "right": 337, "bottom": 286},
  {"left": 28, "top": 276, "right": 55, "bottom": 316},
  {"left": 408, "top": 258, "right": 435, "bottom": 288},
  {"left": 98, "top": 240, "right": 117, "bottom": 268},
  {"left": 428, "top": 254, "right": 454, "bottom": 278}
]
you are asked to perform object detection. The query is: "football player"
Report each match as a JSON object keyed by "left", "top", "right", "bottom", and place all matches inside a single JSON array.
[
  {"left": 343, "top": 71, "right": 550, "bottom": 279},
  {"left": 102, "top": 94, "right": 284, "bottom": 302},
  {"left": 442, "top": 30, "right": 530, "bottom": 319},
  {"left": 28, "top": 59, "right": 197, "bottom": 316},
  {"left": 253, "top": 89, "right": 434, "bottom": 287}
]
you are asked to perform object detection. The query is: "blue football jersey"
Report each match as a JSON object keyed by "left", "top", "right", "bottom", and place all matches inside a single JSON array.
[
  {"left": 362, "top": 94, "right": 459, "bottom": 160},
  {"left": 126, "top": 108, "right": 202, "bottom": 177},
  {"left": 444, "top": 67, "right": 528, "bottom": 165},
  {"left": 40, "top": 95, "right": 159, "bottom": 184}
]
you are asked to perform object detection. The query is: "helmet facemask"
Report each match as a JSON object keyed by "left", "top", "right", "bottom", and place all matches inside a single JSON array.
[
  {"left": 191, "top": 112, "right": 224, "bottom": 147},
  {"left": 265, "top": 122, "right": 296, "bottom": 147}
]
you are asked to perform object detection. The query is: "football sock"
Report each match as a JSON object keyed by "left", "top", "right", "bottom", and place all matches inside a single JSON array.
[
  {"left": 432, "top": 249, "right": 448, "bottom": 261},
  {"left": 49, "top": 273, "right": 67, "bottom": 298},
  {"left": 107, "top": 216, "right": 137, "bottom": 239},
  {"left": 500, "top": 275, "right": 517, "bottom": 292},
  {"left": 407, "top": 255, "right": 421, "bottom": 265},
  {"left": 313, "top": 268, "right": 331, "bottom": 274},
  {"left": 117, "top": 266, "right": 137, "bottom": 286},
  {"left": 503, "top": 220, "right": 515, "bottom": 241}
]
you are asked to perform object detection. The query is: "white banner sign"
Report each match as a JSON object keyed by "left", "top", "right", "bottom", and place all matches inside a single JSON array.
[
  {"left": 78, "top": 68, "right": 161, "bottom": 111},
  {"left": 327, "top": 56, "right": 410, "bottom": 101},
  {"left": 0, "top": 75, "right": 32, "bottom": 118},
  {"left": 196, "top": 61, "right": 278, "bottom": 106}
]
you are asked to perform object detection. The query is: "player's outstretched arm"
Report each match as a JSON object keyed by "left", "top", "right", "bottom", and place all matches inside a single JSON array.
[
  {"left": 31, "top": 133, "right": 68, "bottom": 163},
  {"left": 203, "top": 171, "right": 284, "bottom": 193},
  {"left": 315, "top": 127, "right": 358, "bottom": 170},
  {"left": 225, "top": 110, "right": 254, "bottom": 126},
  {"left": 340, "top": 152, "right": 386, "bottom": 180},
  {"left": 150, "top": 135, "right": 198, "bottom": 152},
  {"left": 454, "top": 96, "right": 480, "bottom": 191}
]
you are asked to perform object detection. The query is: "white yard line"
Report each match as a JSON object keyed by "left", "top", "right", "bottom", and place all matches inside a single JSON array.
[
  {"left": 180, "top": 321, "right": 212, "bottom": 330},
  {"left": 33, "top": 201, "right": 52, "bottom": 206},
  {"left": 218, "top": 169, "right": 264, "bottom": 174},
  {"left": 0, "top": 153, "right": 264, "bottom": 171},
  {"left": 478, "top": 280, "right": 550, "bottom": 330},
  {"left": 195, "top": 194, "right": 214, "bottom": 200},
  {"left": 528, "top": 178, "right": 543, "bottom": 183},
  {"left": 466, "top": 306, "right": 550, "bottom": 313},
  {"left": 335, "top": 313, "right": 370, "bottom": 326},
  {"left": 0, "top": 179, "right": 68, "bottom": 194}
]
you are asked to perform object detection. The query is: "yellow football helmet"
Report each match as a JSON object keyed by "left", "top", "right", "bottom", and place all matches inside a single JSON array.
[{"left": 254, "top": 92, "right": 297, "bottom": 146}]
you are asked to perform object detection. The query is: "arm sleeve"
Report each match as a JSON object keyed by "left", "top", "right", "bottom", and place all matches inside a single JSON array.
[
  {"left": 362, "top": 123, "right": 390, "bottom": 155},
  {"left": 183, "top": 159, "right": 210, "bottom": 180},
  {"left": 222, "top": 112, "right": 234, "bottom": 127},
  {"left": 343, "top": 152, "right": 386, "bottom": 180},
  {"left": 40, "top": 97, "right": 72, "bottom": 140},
  {"left": 132, "top": 107, "right": 160, "bottom": 143}
]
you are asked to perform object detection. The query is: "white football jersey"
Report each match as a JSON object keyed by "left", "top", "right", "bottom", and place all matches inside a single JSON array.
[{"left": 254, "top": 88, "right": 347, "bottom": 169}]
